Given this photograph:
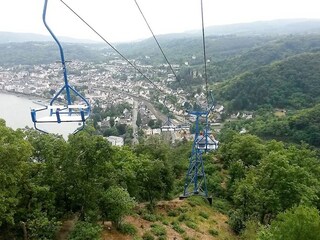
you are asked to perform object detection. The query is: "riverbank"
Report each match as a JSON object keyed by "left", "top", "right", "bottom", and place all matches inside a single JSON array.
[{"left": 0, "top": 90, "right": 49, "bottom": 106}]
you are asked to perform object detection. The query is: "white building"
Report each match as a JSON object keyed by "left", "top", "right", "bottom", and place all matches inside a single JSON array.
[{"left": 106, "top": 136, "right": 124, "bottom": 147}]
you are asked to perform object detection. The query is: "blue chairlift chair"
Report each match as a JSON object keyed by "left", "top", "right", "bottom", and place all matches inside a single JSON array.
[{"left": 31, "top": 0, "right": 90, "bottom": 134}]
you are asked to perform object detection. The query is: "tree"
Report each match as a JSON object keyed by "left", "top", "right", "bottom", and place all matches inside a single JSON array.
[
  {"left": 233, "top": 146, "right": 320, "bottom": 226},
  {"left": 100, "top": 186, "right": 135, "bottom": 228},
  {"left": 219, "top": 133, "right": 266, "bottom": 167},
  {"left": 68, "top": 221, "right": 102, "bottom": 240},
  {"left": 258, "top": 205, "right": 320, "bottom": 240},
  {"left": 136, "top": 112, "right": 142, "bottom": 127},
  {"left": 0, "top": 122, "right": 32, "bottom": 230},
  {"left": 61, "top": 132, "right": 114, "bottom": 219}
]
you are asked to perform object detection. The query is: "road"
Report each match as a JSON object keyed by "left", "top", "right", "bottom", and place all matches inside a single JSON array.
[
  {"left": 94, "top": 87, "right": 183, "bottom": 125},
  {"left": 132, "top": 100, "right": 139, "bottom": 145}
]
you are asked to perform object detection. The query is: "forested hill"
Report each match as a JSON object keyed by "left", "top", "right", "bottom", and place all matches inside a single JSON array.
[
  {"left": 207, "top": 34, "right": 320, "bottom": 82},
  {"left": 225, "top": 104, "right": 320, "bottom": 148},
  {"left": 254, "top": 104, "right": 320, "bottom": 147},
  {"left": 0, "top": 42, "right": 106, "bottom": 65},
  {"left": 216, "top": 52, "right": 320, "bottom": 111}
]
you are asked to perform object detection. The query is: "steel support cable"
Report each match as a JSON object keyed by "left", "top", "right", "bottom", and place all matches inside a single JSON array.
[
  {"left": 59, "top": 0, "right": 164, "bottom": 93},
  {"left": 134, "top": 0, "right": 179, "bottom": 81},
  {"left": 200, "top": 0, "right": 209, "bottom": 108}
]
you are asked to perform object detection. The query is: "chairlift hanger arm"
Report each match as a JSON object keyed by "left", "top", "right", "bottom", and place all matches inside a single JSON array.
[{"left": 43, "top": 0, "right": 72, "bottom": 105}]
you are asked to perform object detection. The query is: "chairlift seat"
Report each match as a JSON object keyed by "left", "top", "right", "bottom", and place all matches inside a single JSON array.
[
  {"left": 31, "top": 104, "right": 89, "bottom": 124},
  {"left": 161, "top": 125, "right": 176, "bottom": 132},
  {"left": 196, "top": 135, "right": 218, "bottom": 150}
]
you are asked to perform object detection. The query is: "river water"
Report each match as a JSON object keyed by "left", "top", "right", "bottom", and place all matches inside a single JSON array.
[{"left": 0, "top": 92, "right": 79, "bottom": 138}]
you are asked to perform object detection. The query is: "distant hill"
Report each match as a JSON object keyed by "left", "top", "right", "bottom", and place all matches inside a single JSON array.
[
  {"left": 200, "top": 19, "right": 320, "bottom": 36},
  {"left": 0, "top": 42, "right": 106, "bottom": 65},
  {"left": 216, "top": 52, "right": 320, "bottom": 111},
  {"left": 0, "top": 31, "right": 97, "bottom": 44},
  {"left": 207, "top": 34, "right": 320, "bottom": 82},
  {"left": 114, "top": 19, "right": 320, "bottom": 65}
]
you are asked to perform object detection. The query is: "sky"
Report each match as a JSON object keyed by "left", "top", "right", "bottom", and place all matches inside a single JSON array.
[{"left": 0, "top": 0, "right": 319, "bottom": 42}]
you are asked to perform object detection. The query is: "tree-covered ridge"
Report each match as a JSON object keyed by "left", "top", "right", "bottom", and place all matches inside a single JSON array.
[
  {"left": 0, "top": 42, "right": 105, "bottom": 65},
  {"left": 216, "top": 52, "right": 320, "bottom": 111},
  {"left": 208, "top": 34, "right": 320, "bottom": 82},
  {"left": 0, "top": 121, "right": 190, "bottom": 239},
  {"left": 217, "top": 131, "right": 320, "bottom": 238}
]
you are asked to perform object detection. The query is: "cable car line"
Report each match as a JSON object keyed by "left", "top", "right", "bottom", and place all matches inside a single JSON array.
[
  {"left": 133, "top": 0, "right": 179, "bottom": 81},
  {"left": 200, "top": 0, "right": 209, "bottom": 108},
  {"left": 59, "top": 0, "right": 165, "bottom": 94},
  {"left": 133, "top": 0, "right": 183, "bottom": 130}
]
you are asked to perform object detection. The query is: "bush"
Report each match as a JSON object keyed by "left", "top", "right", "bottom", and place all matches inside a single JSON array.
[
  {"left": 258, "top": 205, "right": 320, "bottom": 240},
  {"left": 183, "top": 236, "right": 196, "bottom": 240},
  {"left": 178, "top": 214, "right": 190, "bottom": 222},
  {"left": 142, "top": 231, "right": 155, "bottom": 240},
  {"left": 208, "top": 228, "right": 219, "bottom": 236},
  {"left": 68, "top": 221, "right": 102, "bottom": 240},
  {"left": 185, "top": 221, "right": 198, "bottom": 231},
  {"left": 162, "top": 219, "right": 169, "bottom": 225},
  {"left": 172, "top": 221, "right": 185, "bottom": 234},
  {"left": 168, "top": 210, "right": 179, "bottom": 217},
  {"left": 228, "top": 210, "right": 245, "bottom": 234},
  {"left": 158, "top": 236, "right": 167, "bottom": 240},
  {"left": 213, "top": 198, "right": 231, "bottom": 214},
  {"left": 199, "top": 211, "right": 209, "bottom": 219},
  {"left": 142, "top": 213, "right": 158, "bottom": 222},
  {"left": 151, "top": 224, "right": 167, "bottom": 237},
  {"left": 118, "top": 223, "right": 137, "bottom": 236},
  {"left": 26, "top": 211, "right": 61, "bottom": 240}
]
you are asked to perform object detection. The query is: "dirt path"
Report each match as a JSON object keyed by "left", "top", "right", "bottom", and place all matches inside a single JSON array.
[{"left": 55, "top": 214, "right": 79, "bottom": 240}]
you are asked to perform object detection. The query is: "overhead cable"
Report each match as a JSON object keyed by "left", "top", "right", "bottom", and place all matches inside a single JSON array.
[
  {"left": 59, "top": 0, "right": 164, "bottom": 93},
  {"left": 200, "top": 0, "right": 209, "bottom": 107},
  {"left": 134, "top": 0, "right": 179, "bottom": 81}
]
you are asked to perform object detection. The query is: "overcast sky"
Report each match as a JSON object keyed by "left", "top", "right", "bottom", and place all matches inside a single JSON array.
[{"left": 0, "top": 0, "right": 319, "bottom": 42}]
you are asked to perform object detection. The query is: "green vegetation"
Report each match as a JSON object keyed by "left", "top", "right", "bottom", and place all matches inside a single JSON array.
[
  {"left": 217, "top": 52, "right": 320, "bottom": 111},
  {"left": 68, "top": 221, "right": 102, "bottom": 240},
  {"left": 258, "top": 205, "right": 320, "bottom": 240},
  {"left": 222, "top": 104, "right": 320, "bottom": 147}
]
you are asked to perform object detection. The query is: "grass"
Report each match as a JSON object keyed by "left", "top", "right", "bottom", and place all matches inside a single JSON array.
[
  {"left": 150, "top": 223, "right": 167, "bottom": 237},
  {"left": 172, "top": 221, "right": 185, "bottom": 234},
  {"left": 118, "top": 223, "right": 137, "bottom": 236}
]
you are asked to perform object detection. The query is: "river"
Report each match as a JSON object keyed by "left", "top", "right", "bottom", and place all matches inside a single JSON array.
[{"left": 0, "top": 92, "right": 79, "bottom": 138}]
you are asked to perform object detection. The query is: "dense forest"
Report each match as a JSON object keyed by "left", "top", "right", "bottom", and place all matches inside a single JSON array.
[
  {"left": 1, "top": 116, "right": 320, "bottom": 239},
  {"left": 216, "top": 52, "right": 320, "bottom": 111}
]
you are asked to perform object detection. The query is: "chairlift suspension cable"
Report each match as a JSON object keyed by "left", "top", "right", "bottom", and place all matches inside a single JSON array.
[
  {"left": 59, "top": 0, "right": 164, "bottom": 94},
  {"left": 200, "top": 0, "right": 209, "bottom": 108},
  {"left": 133, "top": 0, "right": 179, "bottom": 80}
]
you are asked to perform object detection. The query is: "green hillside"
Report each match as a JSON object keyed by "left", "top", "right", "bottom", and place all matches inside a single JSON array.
[
  {"left": 216, "top": 52, "right": 320, "bottom": 111},
  {"left": 240, "top": 104, "right": 320, "bottom": 147},
  {"left": 208, "top": 34, "right": 320, "bottom": 82},
  {"left": 0, "top": 42, "right": 105, "bottom": 65}
]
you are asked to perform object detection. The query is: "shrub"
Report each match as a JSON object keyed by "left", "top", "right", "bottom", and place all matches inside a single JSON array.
[
  {"left": 162, "top": 219, "right": 169, "bottom": 225},
  {"left": 228, "top": 209, "right": 245, "bottom": 234},
  {"left": 118, "top": 223, "right": 137, "bottom": 236},
  {"left": 178, "top": 214, "right": 190, "bottom": 222},
  {"left": 199, "top": 211, "right": 209, "bottom": 219},
  {"left": 142, "top": 213, "right": 158, "bottom": 222},
  {"left": 208, "top": 228, "right": 219, "bottom": 236},
  {"left": 142, "top": 231, "right": 155, "bottom": 240},
  {"left": 168, "top": 210, "right": 179, "bottom": 217},
  {"left": 172, "top": 221, "right": 185, "bottom": 234},
  {"left": 185, "top": 221, "right": 198, "bottom": 231},
  {"left": 68, "top": 221, "right": 102, "bottom": 240},
  {"left": 151, "top": 224, "right": 167, "bottom": 237}
]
